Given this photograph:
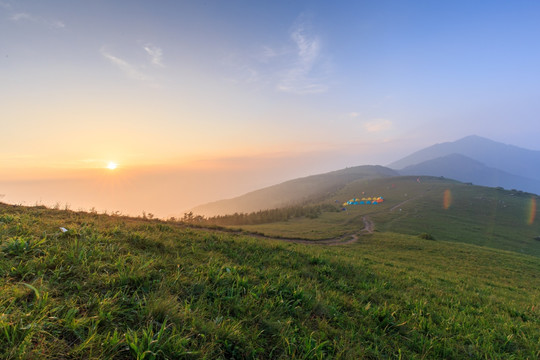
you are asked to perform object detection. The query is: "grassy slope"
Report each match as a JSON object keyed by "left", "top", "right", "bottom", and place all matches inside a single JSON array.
[
  {"left": 191, "top": 166, "right": 397, "bottom": 217},
  {"left": 1, "top": 203, "right": 539, "bottom": 359},
  {"left": 239, "top": 176, "right": 540, "bottom": 257}
]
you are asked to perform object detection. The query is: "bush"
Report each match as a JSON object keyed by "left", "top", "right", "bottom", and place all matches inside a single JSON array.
[
  {"left": 0, "top": 214, "right": 15, "bottom": 224},
  {"left": 418, "top": 233, "right": 435, "bottom": 240},
  {"left": 2, "top": 236, "right": 31, "bottom": 256}
]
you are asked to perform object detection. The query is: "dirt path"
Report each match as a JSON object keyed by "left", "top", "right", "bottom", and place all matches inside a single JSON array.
[
  {"left": 361, "top": 216, "right": 374, "bottom": 234},
  {"left": 250, "top": 215, "right": 374, "bottom": 246},
  {"left": 245, "top": 194, "right": 422, "bottom": 245}
]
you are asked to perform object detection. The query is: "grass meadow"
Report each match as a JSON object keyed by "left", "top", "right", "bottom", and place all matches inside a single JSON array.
[
  {"left": 1, "top": 202, "right": 539, "bottom": 359},
  {"left": 239, "top": 177, "right": 540, "bottom": 257}
]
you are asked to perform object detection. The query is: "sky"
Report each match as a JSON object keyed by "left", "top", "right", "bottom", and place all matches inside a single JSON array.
[{"left": 2, "top": 0, "right": 540, "bottom": 217}]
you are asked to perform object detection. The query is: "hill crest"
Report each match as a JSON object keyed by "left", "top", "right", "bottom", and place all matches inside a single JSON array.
[{"left": 191, "top": 165, "right": 398, "bottom": 216}]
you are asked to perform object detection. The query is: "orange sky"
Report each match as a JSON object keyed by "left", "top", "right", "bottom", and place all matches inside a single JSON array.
[
  {"left": 0, "top": 150, "right": 371, "bottom": 217},
  {"left": 2, "top": 1, "right": 540, "bottom": 217}
]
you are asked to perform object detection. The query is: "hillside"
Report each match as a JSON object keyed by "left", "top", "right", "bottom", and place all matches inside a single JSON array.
[
  {"left": 237, "top": 176, "right": 540, "bottom": 257},
  {"left": 191, "top": 165, "right": 398, "bottom": 217},
  {"left": 191, "top": 136, "right": 540, "bottom": 218},
  {"left": 0, "top": 202, "right": 539, "bottom": 359},
  {"left": 399, "top": 154, "right": 540, "bottom": 195}
]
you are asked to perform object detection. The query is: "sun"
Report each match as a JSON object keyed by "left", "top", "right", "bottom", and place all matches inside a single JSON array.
[{"left": 106, "top": 161, "right": 118, "bottom": 170}]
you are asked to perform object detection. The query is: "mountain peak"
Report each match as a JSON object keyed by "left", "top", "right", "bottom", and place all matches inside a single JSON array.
[
  {"left": 460, "top": 134, "right": 486, "bottom": 140},
  {"left": 388, "top": 135, "right": 540, "bottom": 193}
]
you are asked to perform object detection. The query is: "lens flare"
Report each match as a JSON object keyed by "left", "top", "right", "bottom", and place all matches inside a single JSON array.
[
  {"left": 527, "top": 196, "right": 536, "bottom": 225},
  {"left": 443, "top": 189, "right": 452, "bottom": 209}
]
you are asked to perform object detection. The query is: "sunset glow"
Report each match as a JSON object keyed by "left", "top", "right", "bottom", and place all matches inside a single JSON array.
[{"left": 1, "top": 1, "right": 540, "bottom": 217}]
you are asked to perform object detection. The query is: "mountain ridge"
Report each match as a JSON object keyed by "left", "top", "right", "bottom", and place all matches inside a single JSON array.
[
  {"left": 388, "top": 135, "right": 540, "bottom": 181},
  {"left": 191, "top": 165, "right": 398, "bottom": 216},
  {"left": 191, "top": 135, "right": 539, "bottom": 216},
  {"left": 399, "top": 153, "right": 540, "bottom": 195}
]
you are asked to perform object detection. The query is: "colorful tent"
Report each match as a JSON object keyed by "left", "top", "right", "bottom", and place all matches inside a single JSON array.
[{"left": 343, "top": 196, "right": 384, "bottom": 206}]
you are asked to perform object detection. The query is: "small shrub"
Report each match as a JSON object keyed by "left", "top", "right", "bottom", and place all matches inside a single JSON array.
[
  {"left": 418, "top": 233, "right": 435, "bottom": 240},
  {"left": 128, "top": 233, "right": 165, "bottom": 251},
  {"left": 125, "top": 321, "right": 171, "bottom": 359},
  {"left": 0, "top": 214, "right": 15, "bottom": 224},
  {"left": 2, "top": 236, "right": 31, "bottom": 256}
]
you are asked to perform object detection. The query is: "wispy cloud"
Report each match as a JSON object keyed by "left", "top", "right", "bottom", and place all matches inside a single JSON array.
[
  {"left": 101, "top": 44, "right": 165, "bottom": 84},
  {"left": 10, "top": 12, "right": 65, "bottom": 29},
  {"left": 11, "top": 13, "right": 30, "bottom": 21},
  {"left": 144, "top": 44, "right": 164, "bottom": 67},
  {"left": 224, "top": 13, "right": 330, "bottom": 95},
  {"left": 276, "top": 14, "right": 328, "bottom": 94},
  {"left": 259, "top": 46, "right": 279, "bottom": 62},
  {"left": 0, "top": 1, "right": 11, "bottom": 9},
  {"left": 100, "top": 48, "right": 153, "bottom": 82},
  {"left": 52, "top": 20, "right": 65, "bottom": 29},
  {"left": 221, "top": 54, "right": 263, "bottom": 86},
  {"left": 363, "top": 119, "right": 394, "bottom": 133}
]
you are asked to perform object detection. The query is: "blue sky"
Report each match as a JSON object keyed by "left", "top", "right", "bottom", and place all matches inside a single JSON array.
[{"left": 1, "top": 0, "right": 539, "bottom": 215}]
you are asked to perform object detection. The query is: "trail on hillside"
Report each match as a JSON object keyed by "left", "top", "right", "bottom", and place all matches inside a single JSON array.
[
  {"left": 248, "top": 216, "right": 374, "bottom": 246},
  {"left": 272, "top": 193, "right": 421, "bottom": 244},
  {"left": 199, "top": 194, "right": 423, "bottom": 246},
  {"left": 361, "top": 216, "right": 374, "bottom": 234}
]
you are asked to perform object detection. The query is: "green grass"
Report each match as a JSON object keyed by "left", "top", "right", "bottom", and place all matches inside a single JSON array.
[
  {"left": 0, "top": 202, "right": 539, "bottom": 359},
  {"left": 239, "top": 176, "right": 540, "bottom": 257},
  {"left": 237, "top": 211, "right": 358, "bottom": 240},
  {"left": 363, "top": 178, "right": 540, "bottom": 256}
]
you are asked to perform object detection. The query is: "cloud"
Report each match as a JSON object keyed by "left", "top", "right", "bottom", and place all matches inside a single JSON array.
[
  {"left": 10, "top": 12, "right": 65, "bottom": 28},
  {"left": 348, "top": 112, "right": 360, "bottom": 118},
  {"left": 276, "top": 15, "right": 328, "bottom": 94},
  {"left": 52, "top": 20, "right": 66, "bottom": 29},
  {"left": 291, "top": 21, "right": 320, "bottom": 65},
  {"left": 11, "top": 13, "right": 31, "bottom": 21},
  {"left": 363, "top": 119, "right": 393, "bottom": 133},
  {"left": 100, "top": 48, "right": 152, "bottom": 82},
  {"left": 224, "top": 13, "right": 330, "bottom": 95},
  {"left": 144, "top": 45, "right": 164, "bottom": 67},
  {"left": 259, "top": 46, "right": 279, "bottom": 62}
]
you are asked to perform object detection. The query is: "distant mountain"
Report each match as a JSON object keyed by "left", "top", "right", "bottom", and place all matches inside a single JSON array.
[
  {"left": 191, "top": 165, "right": 398, "bottom": 216},
  {"left": 389, "top": 135, "right": 540, "bottom": 181},
  {"left": 399, "top": 154, "right": 540, "bottom": 194},
  {"left": 193, "top": 135, "right": 539, "bottom": 216}
]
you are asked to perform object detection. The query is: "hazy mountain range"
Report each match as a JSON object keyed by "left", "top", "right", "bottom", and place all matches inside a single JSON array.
[
  {"left": 389, "top": 135, "right": 540, "bottom": 179},
  {"left": 192, "top": 135, "right": 540, "bottom": 216},
  {"left": 398, "top": 153, "right": 540, "bottom": 192},
  {"left": 391, "top": 135, "right": 540, "bottom": 194}
]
